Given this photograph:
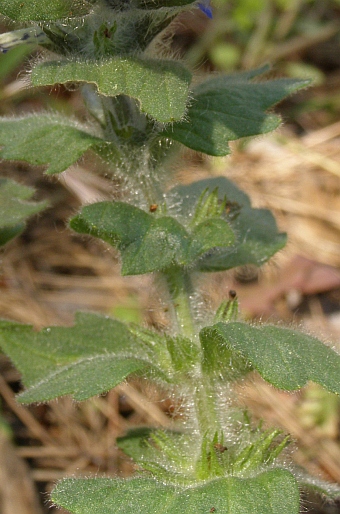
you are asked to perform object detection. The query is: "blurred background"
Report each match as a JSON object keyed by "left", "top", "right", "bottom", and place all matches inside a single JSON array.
[{"left": 1, "top": 1, "right": 340, "bottom": 512}]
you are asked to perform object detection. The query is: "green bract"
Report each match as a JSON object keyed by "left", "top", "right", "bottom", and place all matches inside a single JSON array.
[{"left": 117, "top": 427, "right": 291, "bottom": 482}]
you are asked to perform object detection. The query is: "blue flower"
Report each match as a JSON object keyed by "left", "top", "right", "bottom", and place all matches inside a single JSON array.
[{"left": 197, "top": 0, "right": 213, "bottom": 18}]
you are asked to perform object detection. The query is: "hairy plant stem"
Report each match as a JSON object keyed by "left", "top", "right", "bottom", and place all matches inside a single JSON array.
[
  {"left": 137, "top": 169, "right": 163, "bottom": 206},
  {"left": 162, "top": 265, "right": 222, "bottom": 436},
  {"left": 163, "top": 267, "right": 196, "bottom": 340},
  {"left": 194, "top": 379, "right": 222, "bottom": 436},
  {"left": 88, "top": 92, "right": 164, "bottom": 205}
]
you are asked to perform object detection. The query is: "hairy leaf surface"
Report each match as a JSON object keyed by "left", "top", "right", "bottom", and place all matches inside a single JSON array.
[
  {"left": 31, "top": 58, "right": 192, "bottom": 123},
  {"left": 167, "top": 177, "right": 286, "bottom": 270},
  {"left": 163, "top": 69, "right": 309, "bottom": 155},
  {"left": 200, "top": 322, "right": 340, "bottom": 393},
  {"left": 0, "top": 312, "right": 167, "bottom": 403},
  {"left": 0, "top": 115, "right": 103, "bottom": 174},
  {"left": 52, "top": 469, "right": 299, "bottom": 514},
  {"left": 0, "top": 0, "right": 93, "bottom": 21},
  {"left": 70, "top": 201, "right": 235, "bottom": 275}
]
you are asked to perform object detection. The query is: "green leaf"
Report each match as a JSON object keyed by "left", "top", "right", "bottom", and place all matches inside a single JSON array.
[
  {"left": 0, "top": 0, "right": 93, "bottom": 22},
  {"left": 0, "top": 312, "right": 166, "bottom": 403},
  {"left": 71, "top": 202, "right": 152, "bottom": 248},
  {"left": 0, "top": 114, "right": 104, "bottom": 175},
  {"left": 0, "top": 178, "right": 47, "bottom": 227},
  {"left": 18, "top": 356, "right": 150, "bottom": 403},
  {"left": 70, "top": 201, "right": 190, "bottom": 275},
  {"left": 0, "top": 225, "right": 23, "bottom": 246},
  {"left": 167, "top": 177, "right": 286, "bottom": 271},
  {"left": 0, "top": 178, "right": 48, "bottom": 245},
  {"left": 200, "top": 207, "right": 287, "bottom": 271},
  {"left": 121, "top": 216, "right": 190, "bottom": 275},
  {"left": 129, "top": 325, "right": 198, "bottom": 376},
  {"left": 117, "top": 427, "right": 157, "bottom": 463},
  {"left": 31, "top": 58, "right": 192, "bottom": 123},
  {"left": 163, "top": 68, "right": 309, "bottom": 155},
  {"left": 70, "top": 201, "right": 151, "bottom": 248},
  {"left": 168, "top": 177, "right": 250, "bottom": 217},
  {"left": 165, "top": 334, "right": 200, "bottom": 373},
  {"left": 200, "top": 322, "right": 340, "bottom": 394},
  {"left": 0, "top": 44, "right": 33, "bottom": 80},
  {"left": 200, "top": 325, "right": 251, "bottom": 380},
  {"left": 117, "top": 428, "right": 195, "bottom": 480},
  {"left": 70, "top": 201, "right": 236, "bottom": 275},
  {"left": 188, "top": 218, "right": 235, "bottom": 261},
  {"left": 118, "top": 427, "right": 290, "bottom": 485},
  {"left": 52, "top": 469, "right": 299, "bottom": 514}
]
